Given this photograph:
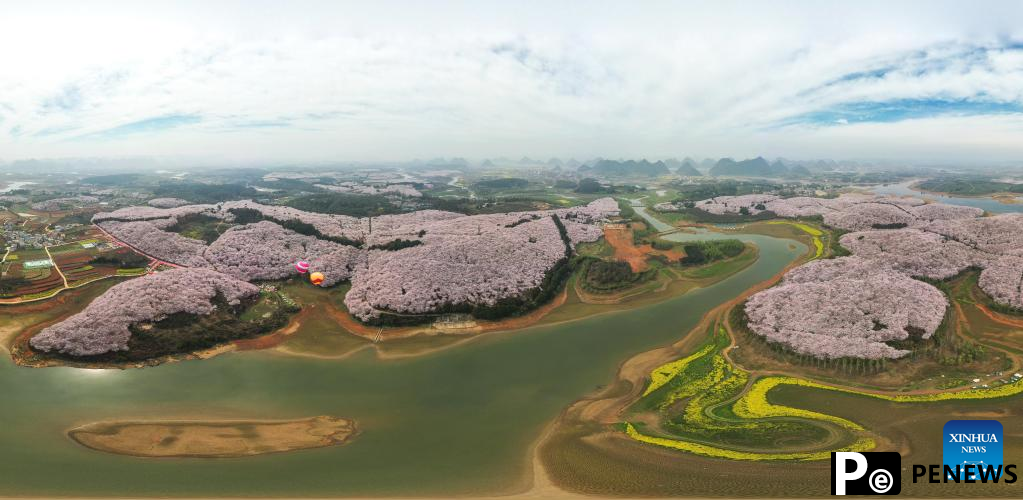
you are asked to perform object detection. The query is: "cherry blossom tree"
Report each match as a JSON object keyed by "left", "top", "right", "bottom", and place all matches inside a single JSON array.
[
  {"left": 93, "top": 204, "right": 220, "bottom": 223},
  {"left": 761, "top": 196, "right": 835, "bottom": 218},
  {"left": 47, "top": 196, "right": 619, "bottom": 351},
  {"left": 30, "top": 268, "right": 260, "bottom": 356},
  {"left": 216, "top": 200, "right": 364, "bottom": 241},
  {"left": 147, "top": 197, "right": 190, "bottom": 208},
  {"left": 691, "top": 193, "right": 934, "bottom": 223},
  {"left": 693, "top": 195, "right": 780, "bottom": 215},
  {"left": 745, "top": 257, "right": 947, "bottom": 360},
  {"left": 30, "top": 196, "right": 100, "bottom": 211},
  {"left": 204, "top": 221, "right": 364, "bottom": 286},
  {"left": 922, "top": 214, "right": 1023, "bottom": 256},
  {"left": 839, "top": 228, "right": 988, "bottom": 279},
  {"left": 822, "top": 202, "right": 919, "bottom": 230},
  {"left": 315, "top": 182, "right": 423, "bottom": 197},
  {"left": 979, "top": 256, "right": 1023, "bottom": 309},
  {"left": 345, "top": 214, "right": 571, "bottom": 320},
  {"left": 909, "top": 203, "right": 984, "bottom": 222},
  {"left": 98, "top": 220, "right": 211, "bottom": 267}
]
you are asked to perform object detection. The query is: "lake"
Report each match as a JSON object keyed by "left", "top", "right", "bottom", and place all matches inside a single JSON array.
[
  {"left": 869, "top": 181, "right": 1023, "bottom": 214},
  {"left": 0, "top": 181, "right": 35, "bottom": 193},
  {"left": 0, "top": 230, "right": 804, "bottom": 496}
]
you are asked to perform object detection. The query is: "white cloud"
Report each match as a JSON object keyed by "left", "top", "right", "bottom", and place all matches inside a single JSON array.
[{"left": 1, "top": 0, "right": 1022, "bottom": 163}]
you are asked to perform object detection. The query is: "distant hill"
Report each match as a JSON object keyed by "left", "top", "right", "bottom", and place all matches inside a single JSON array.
[
  {"left": 770, "top": 158, "right": 812, "bottom": 177},
  {"left": 788, "top": 164, "right": 812, "bottom": 177},
  {"left": 589, "top": 159, "right": 670, "bottom": 177},
  {"left": 425, "top": 157, "right": 468, "bottom": 167},
  {"left": 677, "top": 158, "right": 701, "bottom": 176},
  {"left": 709, "top": 157, "right": 793, "bottom": 177},
  {"left": 710, "top": 157, "right": 771, "bottom": 176}
]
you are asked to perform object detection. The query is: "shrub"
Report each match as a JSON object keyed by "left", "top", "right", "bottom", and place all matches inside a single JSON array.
[
  {"left": 651, "top": 240, "right": 674, "bottom": 251},
  {"left": 680, "top": 240, "right": 744, "bottom": 265},
  {"left": 368, "top": 239, "right": 423, "bottom": 251},
  {"left": 90, "top": 250, "right": 151, "bottom": 268}
]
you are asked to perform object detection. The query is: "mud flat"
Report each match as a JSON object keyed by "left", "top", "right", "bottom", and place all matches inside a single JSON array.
[{"left": 68, "top": 416, "right": 357, "bottom": 458}]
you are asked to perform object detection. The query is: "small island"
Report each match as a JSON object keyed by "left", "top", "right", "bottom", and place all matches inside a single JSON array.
[{"left": 68, "top": 416, "right": 357, "bottom": 458}]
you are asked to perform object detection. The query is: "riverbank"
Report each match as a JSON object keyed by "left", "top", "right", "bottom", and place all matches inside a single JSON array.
[
  {"left": 907, "top": 180, "right": 1023, "bottom": 203},
  {"left": 6, "top": 287, "right": 302, "bottom": 370},
  {"left": 7, "top": 228, "right": 769, "bottom": 370},
  {"left": 276, "top": 246, "right": 758, "bottom": 362},
  {"left": 537, "top": 236, "right": 1023, "bottom": 496},
  {"left": 536, "top": 246, "right": 820, "bottom": 496},
  {"left": 866, "top": 180, "right": 1023, "bottom": 215},
  {"left": 0, "top": 217, "right": 814, "bottom": 497}
]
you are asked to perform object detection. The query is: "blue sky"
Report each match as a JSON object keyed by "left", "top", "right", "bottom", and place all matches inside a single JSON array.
[
  {"left": 1, "top": 0, "right": 1022, "bottom": 164},
  {"left": 781, "top": 100, "right": 1023, "bottom": 127}
]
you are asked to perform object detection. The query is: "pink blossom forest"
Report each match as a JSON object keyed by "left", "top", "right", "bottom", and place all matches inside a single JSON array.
[
  {"left": 30, "top": 268, "right": 261, "bottom": 356},
  {"left": 686, "top": 193, "right": 1023, "bottom": 360},
  {"left": 30, "top": 192, "right": 1023, "bottom": 361},
  {"left": 31, "top": 198, "right": 619, "bottom": 356}
]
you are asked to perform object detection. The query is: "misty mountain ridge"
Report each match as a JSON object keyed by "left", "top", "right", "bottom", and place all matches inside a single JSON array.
[
  {"left": 587, "top": 159, "right": 671, "bottom": 177},
  {"left": 709, "top": 156, "right": 818, "bottom": 178}
]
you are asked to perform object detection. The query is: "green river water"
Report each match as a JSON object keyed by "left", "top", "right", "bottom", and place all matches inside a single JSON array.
[{"left": 0, "top": 216, "right": 804, "bottom": 497}]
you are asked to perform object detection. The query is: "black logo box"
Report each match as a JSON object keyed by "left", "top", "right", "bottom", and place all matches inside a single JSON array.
[{"left": 831, "top": 452, "right": 902, "bottom": 495}]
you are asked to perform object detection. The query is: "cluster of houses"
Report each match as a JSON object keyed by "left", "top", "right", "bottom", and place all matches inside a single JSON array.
[{"left": 1, "top": 221, "right": 80, "bottom": 250}]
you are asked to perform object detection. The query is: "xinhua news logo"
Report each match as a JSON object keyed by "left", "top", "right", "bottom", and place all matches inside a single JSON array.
[
  {"left": 944, "top": 420, "right": 1002, "bottom": 481},
  {"left": 911, "top": 419, "right": 1017, "bottom": 484},
  {"left": 831, "top": 451, "right": 901, "bottom": 495}
]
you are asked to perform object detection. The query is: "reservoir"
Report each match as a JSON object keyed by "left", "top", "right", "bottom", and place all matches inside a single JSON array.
[
  {"left": 869, "top": 181, "right": 1023, "bottom": 214},
  {"left": 0, "top": 228, "right": 805, "bottom": 496}
]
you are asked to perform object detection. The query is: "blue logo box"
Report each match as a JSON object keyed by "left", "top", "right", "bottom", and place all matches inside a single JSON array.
[{"left": 943, "top": 420, "right": 1003, "bottom": 480}]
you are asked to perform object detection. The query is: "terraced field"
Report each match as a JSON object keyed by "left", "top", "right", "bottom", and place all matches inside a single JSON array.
[{"left": 1, "top": 233, "right": 151, "bottom": 301}]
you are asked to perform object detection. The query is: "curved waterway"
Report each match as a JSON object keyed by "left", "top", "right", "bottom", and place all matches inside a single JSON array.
[
  {"left": 870, "top": 181, "right": 1023, "bottom": 214},
  {"left": 0, "top": 224, "right": 805, "bottom": 497}
]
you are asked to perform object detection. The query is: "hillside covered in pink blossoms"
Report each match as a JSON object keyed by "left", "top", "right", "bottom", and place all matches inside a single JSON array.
[
  {"left": 31, "top": 269, "right": 260, "bottom": 356},
  {"left": 745, "top": 257, "right": 948, "bottom": 360},
  {"left": 676, "top": 192, "right": 984, "bottom": 230},
  {"left": 37, "top": 188, "right": 1023, "bottom": 362},
  {"left": 147, "top": 197, "right": 190, "bottom": 208},
  {"left": 688, "top": 193, "right": 1023, "bottom": 359},
  {"left": 32, "top": 198, "right": 619, "bottom": 356}
]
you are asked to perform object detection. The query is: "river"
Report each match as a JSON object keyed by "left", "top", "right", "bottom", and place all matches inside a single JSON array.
[
  {"left": 0, "top": 218, "right": 804, "bottom": 497},
  {"left": 869, "top": 181, "right": 1023, "bottom": 214},
  {"left": 0, "top": 181, "right": 35, "bottom": 194}
]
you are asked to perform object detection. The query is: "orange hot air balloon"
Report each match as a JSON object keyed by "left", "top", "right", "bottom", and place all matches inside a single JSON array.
[{"left": 309, "top": 272, "right": 325, "bottom": 286}]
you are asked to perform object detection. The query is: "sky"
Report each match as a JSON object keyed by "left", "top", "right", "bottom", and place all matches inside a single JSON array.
[{"left": 1, "top": 0, "right": 1023, "bottom": 165}]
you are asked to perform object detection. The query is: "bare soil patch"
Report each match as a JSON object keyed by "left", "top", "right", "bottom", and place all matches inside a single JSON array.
[{"left": 603, "top": 224, "right": 683, "bottom": 272}]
